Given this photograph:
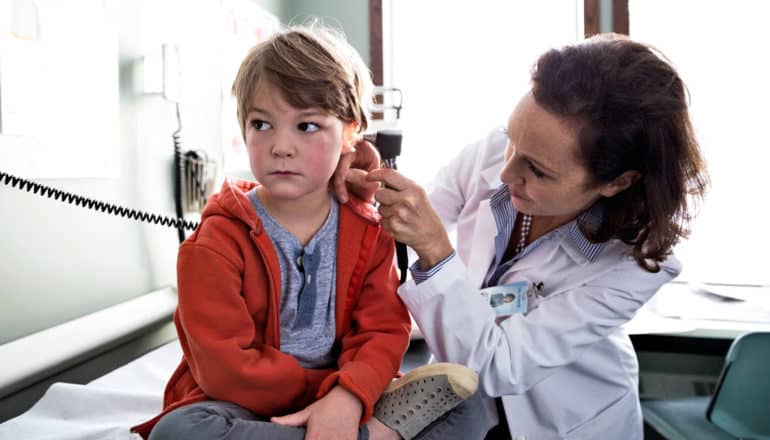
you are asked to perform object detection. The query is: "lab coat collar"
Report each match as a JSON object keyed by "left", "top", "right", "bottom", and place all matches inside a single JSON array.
[
  {"left": 489, "top": 184, "right": 605, "bottom": 264},
  {"left": 559, "top": 203, "right": 605, "bottom": 264},
  {"left": 480, "top": 160, "right": 504, "bottom": 190}
]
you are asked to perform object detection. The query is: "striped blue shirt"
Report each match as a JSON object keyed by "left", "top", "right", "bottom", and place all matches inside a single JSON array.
[{"left": 411, "top": 184, "right": 604, "bottom": 286}]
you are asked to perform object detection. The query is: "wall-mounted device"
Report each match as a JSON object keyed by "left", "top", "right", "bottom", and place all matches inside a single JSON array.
[
  {"left": 135, "top": 43, "right": 216, "bottom": 242},
  {"left": 371, "top": 86, "right": 403, "bottom": 119},
  {"left": 133, "top": 43, "right": 180, "bottom": 102},
  {"left": 369, "top": 86, "right": 403, "bottom": 134},
  {"left": 181, "top": 149, "right": 216, "bottom": 213}
]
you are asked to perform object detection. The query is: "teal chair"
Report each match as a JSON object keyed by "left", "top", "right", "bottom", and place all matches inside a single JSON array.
[{"left": 642, "top": 332, "right": 770, "bottom": 439}]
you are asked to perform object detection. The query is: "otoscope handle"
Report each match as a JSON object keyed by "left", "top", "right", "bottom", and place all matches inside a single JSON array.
[
  {"left": 374, "top": 129, "right": 408, "bottom": 284},
  {"left": 382, "top": 157, "right": 397, "bottom": 170},
  {"left": 394, "top": 240, "right": 408, "bottom": 284}
]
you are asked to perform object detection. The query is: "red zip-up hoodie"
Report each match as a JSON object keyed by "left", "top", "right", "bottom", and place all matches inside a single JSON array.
[{"left": 132, "top": 179, "right": 410, "bottom": 438}]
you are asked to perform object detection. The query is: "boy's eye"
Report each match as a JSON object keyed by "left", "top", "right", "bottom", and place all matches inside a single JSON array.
[
  {"left": 527, "top": 161, "right": 547, "bottom": 178},
  {"left": 297, "top": 122, "right": 320, "bottom": 133},
  {"left": 251, "top": 120, "right": 272, "bottom": 131}
]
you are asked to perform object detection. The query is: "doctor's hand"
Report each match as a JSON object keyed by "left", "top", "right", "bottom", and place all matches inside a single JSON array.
[
  {"left": 333, "top": 137, "right": 381, "bottom": 204},
  {"left": 367, "top": 168, "right": 454, "bottom": 270},
  {"left": 271, "top": 385, "right": 362, "bottom": 440}
]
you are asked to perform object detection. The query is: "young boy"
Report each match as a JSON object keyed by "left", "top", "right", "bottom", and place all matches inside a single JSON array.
[{"left": 132, "top": 25, "right": 477, "bottom": 440}]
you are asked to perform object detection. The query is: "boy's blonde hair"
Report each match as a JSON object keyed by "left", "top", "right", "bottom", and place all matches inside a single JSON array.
[{"left": 232, "top": 24, "right": 373, "bottom": 140}]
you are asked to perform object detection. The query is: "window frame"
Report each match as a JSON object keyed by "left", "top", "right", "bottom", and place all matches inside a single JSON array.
[{"left": 368, "top": 0, "right": 630, "bottom": 85}]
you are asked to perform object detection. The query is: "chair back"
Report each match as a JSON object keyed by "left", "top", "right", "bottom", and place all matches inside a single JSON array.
[{"left": 706, "top": 331, "right": 770, "bottom": 439}]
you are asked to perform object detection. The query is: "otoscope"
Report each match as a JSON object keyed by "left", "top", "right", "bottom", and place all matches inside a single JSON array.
[{"left": 374, "top": 129, "right": 409, "bottom": 284}]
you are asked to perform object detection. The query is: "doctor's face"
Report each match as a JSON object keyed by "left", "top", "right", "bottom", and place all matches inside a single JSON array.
[{"left": 500, "top": 92, "right": 605, "bottom": 225}]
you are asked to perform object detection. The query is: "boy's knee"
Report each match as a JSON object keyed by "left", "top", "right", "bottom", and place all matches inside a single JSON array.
[
  {"left": 149, "top": 404, "right": 220, "bottom": 440},
  {"left": 453, "top": 391, "right": 488, "bottom": 420},
  {"left": 447, "top": 392, "right": 497, "bottom": 437}
]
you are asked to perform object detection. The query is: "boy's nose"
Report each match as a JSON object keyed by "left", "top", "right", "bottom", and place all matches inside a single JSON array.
[
  {"left": 270, "top": 133, "right": 295, "bottom": 158},
  {"left": 271, "top": 145, "right": 294, "bottom": 158}
]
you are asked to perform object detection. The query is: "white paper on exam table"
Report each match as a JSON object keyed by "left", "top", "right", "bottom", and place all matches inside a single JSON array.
[
  {"left": 0, "top": 341, "right": 181, "bottom": 440},
  {"left": 653, "top": 282, "right": 770, "bottom": 323}
]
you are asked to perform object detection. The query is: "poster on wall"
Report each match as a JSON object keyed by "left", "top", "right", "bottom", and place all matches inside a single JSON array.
[
  {"left": 0, "top": 0, "right": 119, "bottom": 179},
  {"left": 219, "top": 0, "right": 281, "bottom": 175}
]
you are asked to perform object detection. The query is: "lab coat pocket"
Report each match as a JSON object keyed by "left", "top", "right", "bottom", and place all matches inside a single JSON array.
[
  {"left": 524, "top": 284, "right": 544, "bottom": 315},
  {"left": 563, "top": 389, "right": 641, "bottom": 440}
]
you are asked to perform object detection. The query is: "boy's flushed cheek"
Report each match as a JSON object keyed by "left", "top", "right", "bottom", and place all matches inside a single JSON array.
[{"left": 302, "top": 150, "right": 339, "bottom": 171}]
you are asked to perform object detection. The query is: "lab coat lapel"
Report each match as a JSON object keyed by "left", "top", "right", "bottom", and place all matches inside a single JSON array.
[
  {"left": 463, "top": 160, "right": 506, "bottom": 288},
  {"left": 511, "top": 238, "right": 562, "bottom": 272},
  {"left": 466, "top": 198, "right": 496, "bottom": 288}
]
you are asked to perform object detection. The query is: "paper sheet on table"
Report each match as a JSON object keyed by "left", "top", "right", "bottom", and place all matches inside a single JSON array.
[
  {"left": 654, "top": 283, "right": 770, "bottom": 323},
  {"left": 0, "top": 342, "right": 181, "bottom": 440}
]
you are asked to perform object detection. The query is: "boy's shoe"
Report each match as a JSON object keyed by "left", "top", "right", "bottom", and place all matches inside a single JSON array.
[{"left": 373, "top": 362, "right": 479, "bottom": 440}]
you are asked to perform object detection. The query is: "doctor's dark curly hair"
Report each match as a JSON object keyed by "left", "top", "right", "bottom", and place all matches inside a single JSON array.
[{"left": 531, "top": 33, "right": 708, "bottom": 272}]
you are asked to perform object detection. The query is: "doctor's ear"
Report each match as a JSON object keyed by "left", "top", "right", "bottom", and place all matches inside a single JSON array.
[
  {"left": 341, "top": 121, "right": 360, "bottom": 154},
  {"left": 599, "top": 170, "right": 641, "bottom": 198}
]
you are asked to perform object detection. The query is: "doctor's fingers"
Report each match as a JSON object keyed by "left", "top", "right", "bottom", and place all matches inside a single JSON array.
[
  {"left": 366, "top": 168, "right": 417, "bottom": 192},
  {"left": 377, "top": 201, "right": 420, "bottom": 226},
  {"left": 378, "top": 198, "right": 443, "bottom": 242},
  {"left": 373, "top": 181, "right": 429, "bottom": 210},
  {"left": 375, "top": 182, "right": 434, "bottom": 225},
  {"left": 332, "top": 139, "right": 381, "bottom": 203},
  {"left": 380, "top": 211, "right": 420, "bottom": 244},
  {"left": 332, "top": 151, "right": 355, "bottom": 203},
  {"left": 380, "top": 206, "right": 450, "bottom": 256}
]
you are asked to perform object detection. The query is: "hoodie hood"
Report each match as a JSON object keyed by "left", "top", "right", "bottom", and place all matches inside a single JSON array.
[
  {"left": 200, "top": 179, "right": 261, "bottom": 231},
  {"left": 200, "top": 179, "right": 381, "bottom": 233}
]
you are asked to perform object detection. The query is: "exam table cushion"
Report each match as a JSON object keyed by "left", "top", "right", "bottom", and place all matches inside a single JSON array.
[{"left": 0, "top": 341, "right": 180, "bottom": 439}]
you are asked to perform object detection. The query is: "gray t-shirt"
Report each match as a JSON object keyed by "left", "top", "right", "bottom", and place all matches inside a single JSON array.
[{"left": 247, "top": 189, "right": 338, "bottom": 369}]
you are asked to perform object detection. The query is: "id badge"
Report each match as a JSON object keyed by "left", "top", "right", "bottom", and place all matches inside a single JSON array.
[{"left": 480, "top": 281, "right": 529, "bottom": 319}]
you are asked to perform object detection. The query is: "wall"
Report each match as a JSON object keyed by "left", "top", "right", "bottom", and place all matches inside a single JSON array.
[
  {"left": 0, "top": 0, "right": 369, "bottom": 346},
  {"left": 0, "top": 0, "right": 284, "bottom": 342},
  {"left": 0, "top": 0, "right": 367, "bottom": 379},
  {"left": 0, "top": 0, "right": 368, "bottom": 418},
  {"left": 0, "top": 0, "right": 365, "bottom": 421},
  {"left": 0, "top": 0, "right": 291, "bottom": 420},
  {"left": 282, "top": 0, "right": 370, "bottom": 65}
]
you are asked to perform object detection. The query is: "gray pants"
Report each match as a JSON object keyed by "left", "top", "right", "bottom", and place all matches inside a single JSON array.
[{"left": 149, "top": 391, "right": 491, "bottom": 440}]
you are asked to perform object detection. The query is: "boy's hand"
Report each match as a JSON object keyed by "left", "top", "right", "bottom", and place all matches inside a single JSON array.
[
  {"left": 271, "top": 385, "right": 363, "bottom": 440},
  {"left": 333, "top": 138, "right": 381, "bottom": 204}
]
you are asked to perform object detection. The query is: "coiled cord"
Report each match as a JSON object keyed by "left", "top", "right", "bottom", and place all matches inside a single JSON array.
[
  {"left": 172, "top": 102, "right": 186, "bottom": 242},
  {"left": 0, "top": 170, "right": 199, "bottom": 231}
]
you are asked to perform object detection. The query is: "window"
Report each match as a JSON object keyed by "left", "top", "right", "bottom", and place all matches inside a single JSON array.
[
  {"left": 631, "top": 0, "right": 770, "bottom": 286},
  {"left": 383, "top": 1, "right": 583, "bottom": 187}
]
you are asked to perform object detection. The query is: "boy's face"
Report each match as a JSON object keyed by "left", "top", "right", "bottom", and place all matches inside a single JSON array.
[{"left": 245, "top": 81, "right": 355, "bottom": 205}]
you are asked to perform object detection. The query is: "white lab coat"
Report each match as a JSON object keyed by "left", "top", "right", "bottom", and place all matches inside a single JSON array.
[{"left": 398, "top": 128, "right": 681, "bottom": 440}]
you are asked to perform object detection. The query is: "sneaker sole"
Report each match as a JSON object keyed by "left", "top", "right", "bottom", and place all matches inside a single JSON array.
[
  {"left": 383, "top": 362, "right": 479, "bottom": 399},
  {"left": 374, "top": 363, "right": 479, "bottom": 440}
]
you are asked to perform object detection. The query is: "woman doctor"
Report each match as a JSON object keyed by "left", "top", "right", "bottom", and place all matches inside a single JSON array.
[{"left": 339, "top": 34, "right": 709, "bottom": 439}]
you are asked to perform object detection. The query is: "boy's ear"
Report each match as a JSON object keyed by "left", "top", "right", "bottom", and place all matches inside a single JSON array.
[{"left": 341, "top": 122, "right": 360, "bottom": 154}]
